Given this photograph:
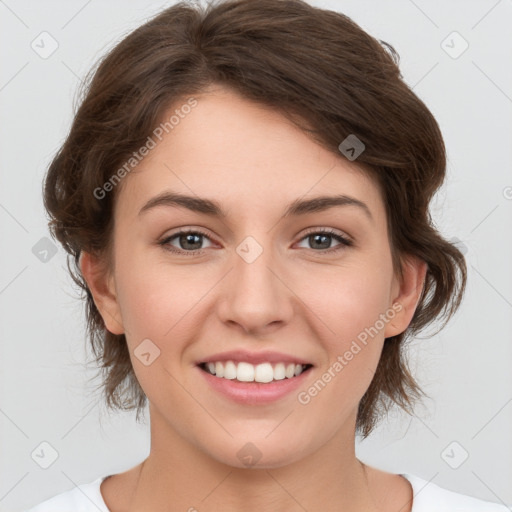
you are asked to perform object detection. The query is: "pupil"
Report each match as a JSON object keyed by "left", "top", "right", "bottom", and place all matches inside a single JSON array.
[
  {"left": 181, "top": 233, "right": 201, "bottom": 250},
  {"left": 311, "top": 234, "right": 330, "bottom": 249}
]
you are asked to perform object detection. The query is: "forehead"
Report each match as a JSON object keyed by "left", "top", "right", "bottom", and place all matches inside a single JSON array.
[{"left": 117, "top": 87, "right": 384, "bottom": 222}]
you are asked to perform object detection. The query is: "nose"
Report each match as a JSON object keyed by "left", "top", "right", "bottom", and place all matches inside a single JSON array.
[{"left": 217, "top": 236, "right": 294, "bottom": 335}]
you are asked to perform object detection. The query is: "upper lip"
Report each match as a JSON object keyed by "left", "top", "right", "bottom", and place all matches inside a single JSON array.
[{"left": 197, "top": 349, "right": 313, "bottom": 366}]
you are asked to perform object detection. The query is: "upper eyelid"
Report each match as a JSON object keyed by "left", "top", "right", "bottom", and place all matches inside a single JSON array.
[{"left": 300, "top": 226, "right": 352, "bottom": 241}]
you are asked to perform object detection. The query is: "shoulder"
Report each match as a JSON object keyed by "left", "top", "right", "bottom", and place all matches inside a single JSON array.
[
  {"left": 24, "top": 476, "right": 110, "bottom": 512},
  {"left": 402, "top": 473, "right": 510, "bottom": 512}
]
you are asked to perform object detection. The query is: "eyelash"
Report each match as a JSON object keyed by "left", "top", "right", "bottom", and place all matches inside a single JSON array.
[{"left": 158, "top": 227, "right": 353, "bottom": 256}]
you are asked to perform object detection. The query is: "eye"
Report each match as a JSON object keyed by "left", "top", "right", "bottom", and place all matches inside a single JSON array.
[
  {"left": 296, "top": 228, "right": 353, "bottom": 254},
  {"left": 159, "top": 228, "right": 214, "bottom": 255},
  {"left": 159, "top": 227, "right": 353, "bottom": 256}
]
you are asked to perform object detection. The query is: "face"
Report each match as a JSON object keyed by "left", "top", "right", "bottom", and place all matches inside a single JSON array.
[{"left": 84, "top": 85, "right": 424, "bottom": 469}]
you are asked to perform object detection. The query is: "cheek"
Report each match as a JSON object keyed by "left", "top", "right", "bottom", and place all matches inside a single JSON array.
[
  {"left": 113, "top": 243, "right": 211, "bottom": 341},
  {"left": 306, "top": 262, "right": 393, "bottom": 342},
  {"left": 299, "top": 265, "right": 393, "bottom": 400}
]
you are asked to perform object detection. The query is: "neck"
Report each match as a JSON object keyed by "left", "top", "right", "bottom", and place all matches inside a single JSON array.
[{"left": 126, "top": 408, "right": 386, "bottom": 512}]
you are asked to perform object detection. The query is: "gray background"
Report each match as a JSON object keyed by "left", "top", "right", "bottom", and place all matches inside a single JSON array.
[{"left": 1, "top": 0, "right": 511, "bottom": 510}]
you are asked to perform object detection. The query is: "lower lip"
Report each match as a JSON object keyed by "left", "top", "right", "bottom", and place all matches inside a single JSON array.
[{"left": 197, "top": 365, "right": 313, "bottom": 405}]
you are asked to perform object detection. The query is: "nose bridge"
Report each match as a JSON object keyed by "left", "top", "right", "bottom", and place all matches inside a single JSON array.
[
  {"left": 234, "top": 233, "right": 280, "bottom": 300},
  {"left": 219, "top": 232, "right": 292, "bottom": 332}
]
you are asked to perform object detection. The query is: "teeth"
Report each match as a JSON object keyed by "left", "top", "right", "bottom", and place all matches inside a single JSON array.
[
  {"left": 273, "top": 363, "right": 286, "bottom": 380},
  {"left": 215, "top": 361, "right": 224, "bottom": 378},
  {"left": 203, "top": 360, "right": 309, "bottom": 382},
  {"left": 237, "top": 362, "right": 254, "bottom": 382},
  {"left": 224, "top": 360, "right": 237, "bottom": 379},
  {"left": 254, "top": 362, "right": 273, "bottom": 383},
  {"left": 285, "top": 363, "right": 295, "bottom": 378}
]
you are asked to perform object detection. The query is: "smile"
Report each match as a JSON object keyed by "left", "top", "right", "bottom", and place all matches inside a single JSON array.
[{"left": 199, "top": 361, "right": 313, "bottom": 383}]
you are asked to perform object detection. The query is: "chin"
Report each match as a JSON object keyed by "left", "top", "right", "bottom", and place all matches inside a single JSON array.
[{"left": 203, "top": 434, "right": 309, "bottom": 470}]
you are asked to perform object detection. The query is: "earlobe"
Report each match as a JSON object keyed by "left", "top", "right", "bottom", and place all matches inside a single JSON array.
[
  {"left": 79, "top": 251, "right": 124, "bottom": 335},
  {"left": 384, "top": 256, "right": 427, "bottom": 338}
]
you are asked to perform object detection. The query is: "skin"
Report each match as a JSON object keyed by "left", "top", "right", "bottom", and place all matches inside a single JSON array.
[{"left": 81, "top": 85, "right": 426, "bottom": 512}]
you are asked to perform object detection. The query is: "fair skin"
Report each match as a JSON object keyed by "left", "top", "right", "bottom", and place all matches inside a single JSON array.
[{"left": 81, "top": 86, "right": 426, "bottom": 512}]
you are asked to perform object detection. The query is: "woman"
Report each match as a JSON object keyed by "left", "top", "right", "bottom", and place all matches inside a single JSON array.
[{"left": 26, "top": 0, "right": 508, "bottom": 510}]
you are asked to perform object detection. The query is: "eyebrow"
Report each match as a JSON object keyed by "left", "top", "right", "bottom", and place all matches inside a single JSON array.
[{"left": 138, "top": 191, "right": 373, "bottom": 222}]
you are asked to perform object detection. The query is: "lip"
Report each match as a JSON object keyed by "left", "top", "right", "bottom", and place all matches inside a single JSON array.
[
  {"left": 196, "top": 349, "right": 313, "bottom": 366},
  {"left": 197, "top": 364, "right": 313, "bottom": 405}
]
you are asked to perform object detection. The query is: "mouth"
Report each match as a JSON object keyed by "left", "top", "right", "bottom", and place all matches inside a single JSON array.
[{"left": 198, "top": 360, "right": 314, "bottom": 383}]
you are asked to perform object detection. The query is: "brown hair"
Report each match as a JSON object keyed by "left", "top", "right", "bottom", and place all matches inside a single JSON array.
[{"left": 44, "top": 0, "right": 466, "bottom": 439}]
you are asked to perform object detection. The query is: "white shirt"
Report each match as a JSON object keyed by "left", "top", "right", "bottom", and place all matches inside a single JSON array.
[{"left": 25, "top": 473, "right": 510, "bottom": 511}]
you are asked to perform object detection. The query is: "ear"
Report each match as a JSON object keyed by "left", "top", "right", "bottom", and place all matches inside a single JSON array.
[
  {"left": 79, "top": 251, "right": 124, "bottom": 335},
  {"left": 384, "top": 255, "right": 427, "bottom": 338}
]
